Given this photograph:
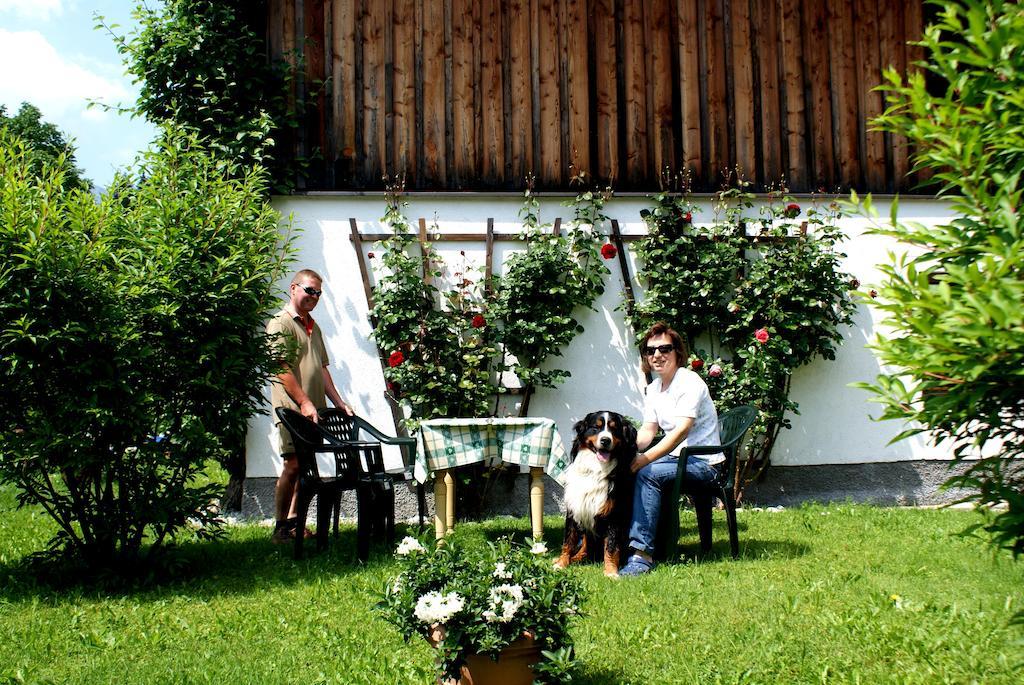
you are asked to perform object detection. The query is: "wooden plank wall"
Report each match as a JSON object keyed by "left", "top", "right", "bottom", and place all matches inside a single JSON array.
[{"left": 266, "top": 0, "right": 927, "bottom": 193}]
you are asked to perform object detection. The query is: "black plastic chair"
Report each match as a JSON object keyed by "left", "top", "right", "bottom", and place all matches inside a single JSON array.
[
  {"left": 659, "top": 405, "right": 758, "bottom": 561},
  {"left": 274, "top": 407, "right": 419, "bottom": 560}
]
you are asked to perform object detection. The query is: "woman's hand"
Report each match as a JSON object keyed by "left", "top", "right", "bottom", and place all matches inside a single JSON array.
[{"left": 630, "top": 452, "right": 651, "bottom": 474}]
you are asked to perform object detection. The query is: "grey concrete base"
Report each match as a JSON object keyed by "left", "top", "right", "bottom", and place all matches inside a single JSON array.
[
  {"left": 240, "top": 460, "right": 970, "bottom": 521},
  {"left": 241, "top": 474, "right": 567, "bottom": 523},
  {"left": 743, "top": 460, "right": 971, "bottom": 507}
]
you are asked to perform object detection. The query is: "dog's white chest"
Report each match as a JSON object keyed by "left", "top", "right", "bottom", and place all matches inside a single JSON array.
[{"left": 563, "top": 453, "right": 614, "bottom": 534}]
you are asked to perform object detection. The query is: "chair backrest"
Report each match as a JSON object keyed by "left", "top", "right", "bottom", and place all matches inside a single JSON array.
[
  {"left": 318, "top": 409, "right": 360, "bottom": 442},
  {"left": 713, "top": 405, "right": 758, "bottom": 489},
  {"left": 275, "top": 407, "right": 328, "bottom": 482},
  {"left": 316, "top": 409, "right": 389, "bottom": 475},
  {"left": 719, "top": 405, "right": 758, "bottom": 450},
  {"left": 275, "top": 407, "right": 323, "bottom": 449}
]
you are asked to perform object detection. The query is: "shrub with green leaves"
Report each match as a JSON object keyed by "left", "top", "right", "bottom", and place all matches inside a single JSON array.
[
  {"left": 491, "top": 182, "right": 610, "bottom": 400},
  {"left": 853, "top": 0, "right": 1024, "bottom": 556},
  {"left": 112, "top": 0, "right": 304, "bottom": 192},
  {"left": 634, "top": 180, "right": 856, "bottom": 497},
  {"left": 370, "top": 184, "right": 497, "bottom": 428},
  {"left": 0, "top": 102, "right": 89, "bottom": 192},
  {"left": 0, "top": 128, "right": 290, "bottom": 572}
]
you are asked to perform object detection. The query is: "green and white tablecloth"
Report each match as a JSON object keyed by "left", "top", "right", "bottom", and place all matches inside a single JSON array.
[{"left": 416, "top": 417, "right": 568, "bottom": 486}]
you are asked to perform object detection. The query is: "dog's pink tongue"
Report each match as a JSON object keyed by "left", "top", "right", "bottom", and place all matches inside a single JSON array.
[{"left": 597, "top": 450, "right": 611, "bottom": 463}]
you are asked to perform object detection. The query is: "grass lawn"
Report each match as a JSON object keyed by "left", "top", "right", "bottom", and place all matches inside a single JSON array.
[{"left": 1, "top": 484, "right": 1021, "bottom": 684}]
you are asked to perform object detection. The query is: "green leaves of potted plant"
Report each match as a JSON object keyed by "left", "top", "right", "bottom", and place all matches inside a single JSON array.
[{"left": 377, "top": 537, "right": 583, "bottom": 684}]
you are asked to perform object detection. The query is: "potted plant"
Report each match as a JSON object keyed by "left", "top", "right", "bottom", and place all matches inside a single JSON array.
[{"left": 377, "top": 536, "right": 583, "bottom": 684}]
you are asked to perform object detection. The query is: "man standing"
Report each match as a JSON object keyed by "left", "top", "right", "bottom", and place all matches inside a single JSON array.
[{"left": 267, "top": 269, "right": 353, "bottom": 543}]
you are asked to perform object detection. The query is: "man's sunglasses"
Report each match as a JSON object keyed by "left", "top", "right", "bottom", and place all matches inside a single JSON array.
[
  {"left": 295, "top": 284, "right": 323, "bottom": 297},
  {"left": 643, "top": 344, "right": 676, "bottom": 356}
]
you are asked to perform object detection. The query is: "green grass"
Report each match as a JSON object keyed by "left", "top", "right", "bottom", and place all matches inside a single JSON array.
[{"left": 1, "top": 484, "right": 1022, "bottom": 684}]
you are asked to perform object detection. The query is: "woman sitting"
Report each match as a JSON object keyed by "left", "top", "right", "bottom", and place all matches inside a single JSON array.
[{"left": 620, "top": 322, "right": 723, "bottom": 577}]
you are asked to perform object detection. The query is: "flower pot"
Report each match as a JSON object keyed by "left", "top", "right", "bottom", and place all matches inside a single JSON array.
[{"left": 429, "top": 627, "right": 543, "bottom": 685}]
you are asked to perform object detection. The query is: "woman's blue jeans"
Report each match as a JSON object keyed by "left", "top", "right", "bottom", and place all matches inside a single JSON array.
[{"left": 628, "top": 456, "right": 718, "bottom": 555}]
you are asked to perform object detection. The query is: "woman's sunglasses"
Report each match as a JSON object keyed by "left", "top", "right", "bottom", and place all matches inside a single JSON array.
[{"left": 643, "top": 344, "right": 676, "bottom": 356}]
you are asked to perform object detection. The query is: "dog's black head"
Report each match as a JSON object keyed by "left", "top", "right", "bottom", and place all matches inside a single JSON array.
[{"left": 572, "top": 411, "right": 638, "bottom": 464}]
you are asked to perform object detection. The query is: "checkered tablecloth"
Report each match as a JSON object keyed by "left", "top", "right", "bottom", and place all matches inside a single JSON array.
[{"left": 416, "top": 417, "right": 568, "bottom": 485}]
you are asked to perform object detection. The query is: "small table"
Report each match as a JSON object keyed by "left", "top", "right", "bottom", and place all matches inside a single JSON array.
[{"left": 416, "top": 417, "right": 569, "bottom": 540}]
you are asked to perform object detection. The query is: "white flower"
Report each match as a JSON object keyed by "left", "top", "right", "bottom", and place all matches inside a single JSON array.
[
  {"left": 493, "top": 562, "right": 513, "bottom": 579},
  {"left": 396, "top": 536, "right": 426, "bottom": 556},
  {"left": 576, "top": 222, "right": 594, "bottom": 234},
  {"left": 484, "top": 584, "right": 524, "bottom": 623},
  {"left": 530, "top": 542, "right": 548, "bottom": 555},
  {"left": 414, "top": 591, "right": 465, "bottom": 625}
]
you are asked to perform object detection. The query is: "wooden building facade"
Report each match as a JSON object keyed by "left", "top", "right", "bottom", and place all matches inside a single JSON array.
[{"left": 266, "top": 0, "right": 929, "bottom": 193}]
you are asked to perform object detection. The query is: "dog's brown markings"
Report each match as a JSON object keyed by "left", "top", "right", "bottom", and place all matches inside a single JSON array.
[
  {"left": 555, "top": 527, "right": 591, "bottom": 569},
  {"left": 604, "top": 548, "right": 621, "bottom": 577}
]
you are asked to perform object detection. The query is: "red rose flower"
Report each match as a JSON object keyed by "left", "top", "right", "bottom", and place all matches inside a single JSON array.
[
  {"left": 471, "top": 314, "right": 486, "bottom": 329},
  {"left": 684, "top": 212, "right": 692, "bottom": 223},
  {"left": 691, "top": 358, "right": 704, "bottom": 371},
  {"left": 600, "top": 243, "right": 617, "bottom": 259},
  {"left": 754, "top": 328, "right": 769, "bottom": 344},
  {"left": 388, "top": 350, "right": 405, "bottom": 367},
  {"left": 368, "top": 252, "right": 375, "bottom": 259},
  {"left": 784, "top": 203, "right": 801, "bottom": 219}
]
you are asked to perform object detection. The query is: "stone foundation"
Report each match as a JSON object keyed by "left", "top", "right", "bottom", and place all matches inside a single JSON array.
[{"left": 240, "top": 459, "right": 971, "bottom": 521}]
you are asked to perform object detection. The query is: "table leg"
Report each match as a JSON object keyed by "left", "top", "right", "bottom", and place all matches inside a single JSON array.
[
  {"left": 433, "top": 470, "right": 447, "bottom": 540},
  {"left": 529, "top": 467, "right": 544, "bottom": 541},
  {"left": 444, "top": 470, "right": 455, "bottom": 535}
]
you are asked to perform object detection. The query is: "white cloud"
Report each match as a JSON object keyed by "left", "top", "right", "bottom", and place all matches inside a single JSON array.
[
  {"left": 0, "top": 0, "right": 64, "bottom": 21},
  {"left": 0, "top": 29, "right": 129, "bottom": 119}
]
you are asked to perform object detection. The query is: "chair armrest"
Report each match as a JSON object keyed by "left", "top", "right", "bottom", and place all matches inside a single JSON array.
[{"left": 681, "top": 445, "right": 726, "bottom": 457}]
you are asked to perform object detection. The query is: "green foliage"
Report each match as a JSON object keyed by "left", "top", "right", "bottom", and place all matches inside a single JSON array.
[
  {"left": 0, "top": 102, "right": 90, "bottom": 192},
  {"left": 371, "top": 179, "right": 611, "bottom": 426},
  {"left": 490, "top": 180, "right": 611, "bottom": 392},
  {"left": 853, "top": 0, "right": 1024, "bottom": 556},
  {"left": 376, "top": 536, "right": 582, "bottom": 683},
  {"left": 111, "top": 0, "right": 304, "bottom": 192},
  {"left": 370, "top": 183, "right": 498, "bottom": 429},
  {"left": 0, "top": 128, "right": 291, "bottom": 572},
  {"left": 634, "top": 178, "right": 856, "bottom": 496},
  {"left": 1, "top": 494, "right": 1022, "bottom": 684}
]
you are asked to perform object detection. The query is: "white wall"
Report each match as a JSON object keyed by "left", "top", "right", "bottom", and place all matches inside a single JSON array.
[{"left": 245, "top": 193, "right": 959, "bottom": 478}]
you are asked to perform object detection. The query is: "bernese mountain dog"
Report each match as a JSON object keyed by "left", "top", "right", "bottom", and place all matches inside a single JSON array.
[{"left": 555, "top": 410, "right": 637, "bottom": 577}]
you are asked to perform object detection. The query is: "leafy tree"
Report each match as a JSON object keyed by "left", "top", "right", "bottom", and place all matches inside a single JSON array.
[
  {"left": 0, "top": 102, "right": 89, "bottom": 191},
  {"left": 854, "top": 0, "right": 1024, "bottom": 556},
  {"left": 0, "top": 128, "right": 291, "bottom": 574},
  {"left": 109, "top": 0, "right": 304, "bottom": 192}
]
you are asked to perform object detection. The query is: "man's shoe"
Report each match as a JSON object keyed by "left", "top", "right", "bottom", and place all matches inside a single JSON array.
[
  {"left": 271, "top": 522, "right": 293, "bottom": 544},
  {"left": 619, "top": 554, "right": 655, "bottom": 577}
]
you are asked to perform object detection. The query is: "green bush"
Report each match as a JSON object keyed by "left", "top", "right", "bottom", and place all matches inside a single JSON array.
[
  {"left": 111, "top": 0, "right": 304, "bottom": 192},
  {"left": 634, "top": 180, "right": 856, "bottom": 497},
  {"left": 0, "top": 102, "right": 89, "bottom": 192},
  {"left": 0, "top": 129, "right": 291, "bottom": 573},
  {"left": 854, "top": 0, "right": 1024, "bottom": 556}
]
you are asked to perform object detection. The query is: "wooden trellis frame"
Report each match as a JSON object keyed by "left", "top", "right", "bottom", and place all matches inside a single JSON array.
[{"left": 350, "top": 217, "right": 807, "bottom": 436}]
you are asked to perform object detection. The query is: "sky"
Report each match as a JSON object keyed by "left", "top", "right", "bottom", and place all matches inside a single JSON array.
[{"left": 0, "top": 0, "right": 158, "bottom": 188}]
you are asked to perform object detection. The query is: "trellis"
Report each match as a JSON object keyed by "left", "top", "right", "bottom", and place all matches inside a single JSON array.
[
  {"left": 348, "top": 215, "right": 808, "bottom": 438},
  {"left": 349, "top": 217, "right": 637, "bottom": 436}
]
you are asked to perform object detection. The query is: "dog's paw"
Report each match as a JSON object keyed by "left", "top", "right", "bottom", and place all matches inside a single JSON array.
[
  {"left": 604, "top": 570, "right": 620, "bottom": 579},
  {"left": 552, "top": 557, "right": 569, "bottom": 570}
]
